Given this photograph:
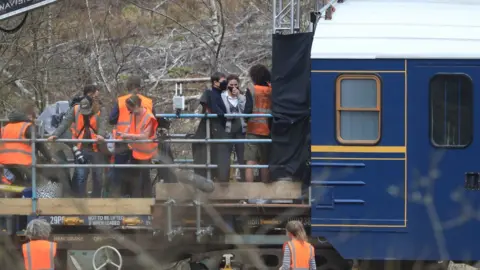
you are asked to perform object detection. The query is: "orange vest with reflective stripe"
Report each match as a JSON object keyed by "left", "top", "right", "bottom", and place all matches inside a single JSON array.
[
  {"left": 127, "top": 109, "right": 158, "bottom": 160},
  {"left": 246, "top": 84, "right": 272, "bottom": 136},
  {"left": 283, "top": 239, "right": 314, "bottom": 270},
  {"left": 72, "top": 105, "right": 100, "bottom": 152},
  {"left": 22, "top": 240, "right": 57, "bottom": 270},
  {"left": 0, "top": 122, "right": 33, "bottom": 166},
  {"left": 117, "top": 94, "right": 153, "bottom": 133}
]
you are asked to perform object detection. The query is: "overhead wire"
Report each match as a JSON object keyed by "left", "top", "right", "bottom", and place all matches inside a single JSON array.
[{"left": 0, "top": 12, "right": 28, "bottom": 34}]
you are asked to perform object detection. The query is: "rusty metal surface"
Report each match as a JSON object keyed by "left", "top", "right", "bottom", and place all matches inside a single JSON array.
[{"left": 151, "top": 203, "right": 310, "bottom": 229}]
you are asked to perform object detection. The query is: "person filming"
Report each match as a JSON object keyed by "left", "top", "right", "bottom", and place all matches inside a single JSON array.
[{"left": 48, "top": 97, "right": 107, "bottom": 198}]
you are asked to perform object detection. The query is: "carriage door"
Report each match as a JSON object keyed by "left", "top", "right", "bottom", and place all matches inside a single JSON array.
[
  {"left": 407, "top": 60, "right": 480, "bottom": 241},
  {"left": 310, "top": 59, "right": 407, "bottom": 230}
]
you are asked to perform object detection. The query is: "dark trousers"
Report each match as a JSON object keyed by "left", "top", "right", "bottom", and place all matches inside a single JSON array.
[
  {"left": 109, "top": 150, "right": 132, "bottom": 198},
  {"left": 228, "top": 132, "right": 245, "bottom": 181},
  {"left": 213, "top": 143, "right": 231, "bottom": 182},
  {"left": 122, "top": 158, "right": 152, "bottom": 198},
  {"left": 71, "top": 149, "right": 104, "bottom": 198}
]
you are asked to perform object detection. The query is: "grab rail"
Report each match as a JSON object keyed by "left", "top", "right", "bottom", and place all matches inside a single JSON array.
[{"left": 0, "top": 113, "right": 273, "bottom": 215}]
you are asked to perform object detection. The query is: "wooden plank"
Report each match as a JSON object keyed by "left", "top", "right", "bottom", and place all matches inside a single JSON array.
[
  {"left": 0, "top": 198, "right": 31, "bottom": 215},
  {"left": 0, "top": 198, "right": 154, "bottom": 215},
  {"left": 155, "top": 181, "right": 302, "bottom": 201}
]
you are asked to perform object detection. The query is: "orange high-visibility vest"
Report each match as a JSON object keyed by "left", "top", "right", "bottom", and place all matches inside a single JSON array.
[
  {"left": 72, "top": 105, "right": 100, "bottom": 152},
  {"left": 1, "top": 175, "right": 11, "bottom": 184},
  {"left": 126, "top": 109, "right": 158, "bottom": 160},
  {"left": 117, "top": 94, "right": 153, "bottom": 133},
  {"left": 246, "top": 84, "right": 272, "bottom": 136},
  {"left": 0, "top": 122, "right": 33, "bottom": 166},
  {"left": 22, "top": 240, "right": 57, "bottom": 270},
  {"left": 283, "top": 239, "right": 314, "bottom": 270}
]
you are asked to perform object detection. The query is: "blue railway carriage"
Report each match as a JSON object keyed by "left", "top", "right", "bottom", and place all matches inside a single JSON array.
[{"left": 310, "top": 0, "right": 480, "bottom": 263}]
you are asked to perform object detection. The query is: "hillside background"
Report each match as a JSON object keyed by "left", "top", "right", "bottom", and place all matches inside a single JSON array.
[{"left": 0, "top": 0, "right": 313, "bottom": 157}]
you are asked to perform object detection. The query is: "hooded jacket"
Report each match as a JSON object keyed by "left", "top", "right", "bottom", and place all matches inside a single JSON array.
[{"left": 6, "top": 111, "right": 52, "bottom": 161}]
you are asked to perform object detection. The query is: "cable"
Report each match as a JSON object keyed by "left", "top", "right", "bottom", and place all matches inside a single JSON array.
[{"left": 0, "top": 12, "right": 28, "bottom": 34}]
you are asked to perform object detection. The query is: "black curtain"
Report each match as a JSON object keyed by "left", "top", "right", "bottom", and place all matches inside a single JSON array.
[{"left": 269, "top": 32, "right": 313, "bottom": 186}]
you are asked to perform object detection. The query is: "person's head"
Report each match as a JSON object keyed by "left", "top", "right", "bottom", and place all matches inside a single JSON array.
[
  {"left": 125, "top": 94, "right": 143, "bottom": 115},
  {"left": 249, "top": 64, "right": 271, "bottom": 86},
  {"left": 79, "top": 97, "right": 93, "bottom": 115},
  {"left": 226, "top": 74, "right": 240, "bottom": 94},
  {"left": 22, "top": 101, "right": 37, "bottom": 120},
  {"left": 83, "top": 84, "right": 100, "bottom": 99},
  {"left": 210, "top": 72, "right": 227, "bottom": 90},
  {"left": 25, "top": 219, "right": 52, "bottom": 240},
  {"left": 126, "top": 76, "right": 143, "bottom": 93},
  {"left": 285, "top": 220, "right": 307, "bottom": 242}
]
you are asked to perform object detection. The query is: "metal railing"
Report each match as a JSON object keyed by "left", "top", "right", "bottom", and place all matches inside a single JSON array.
[{"left": 0, "top": 113, "right": 273, "bottom": 228}]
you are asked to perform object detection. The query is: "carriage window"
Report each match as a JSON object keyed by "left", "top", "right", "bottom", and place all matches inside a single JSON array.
[
  {"left": 336, "top": 74, "right": 381, "bottom": 144},
  {"left": 430, "top": 74, "right": 473, "bottom": 147}
]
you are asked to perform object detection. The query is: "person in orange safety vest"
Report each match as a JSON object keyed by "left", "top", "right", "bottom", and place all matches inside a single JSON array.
[
  {"left": 0, "top": 102, "right": 53, "bottom": 187},
  {"left": 118, "top": 94, "right": 158, "bottom": 198},
  {"left": 244, "top": 64, "right": 272, "bottom": 183},
  {"left": 109, "top": 76, "right": 168, "bottom": 197},
  {"left": 22, "top": 218, "right": 57, "bottom": 270},
  {"left": 48, "top": 96, "right": 107, "bottom": 198},
  {"left": 280, "top": 220, "right": 316, "bottom": 270}
]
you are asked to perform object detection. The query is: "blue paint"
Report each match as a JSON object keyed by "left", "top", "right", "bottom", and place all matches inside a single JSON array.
[{"left": 310, "top": 58, "right": 480, "bottom": 261}]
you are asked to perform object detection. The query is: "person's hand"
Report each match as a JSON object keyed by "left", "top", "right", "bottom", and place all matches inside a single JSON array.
[
  {"left": 96, "top": 135, "right": 105, "bottom": 142},
  {"left": 47, "top": 135, "right": 57, "bottom": 141},
  {"left": 121, "top": 133, "right": 131, "bottom": 140}
]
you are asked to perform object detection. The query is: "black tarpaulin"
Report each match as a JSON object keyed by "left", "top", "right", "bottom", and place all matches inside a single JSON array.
[{"left": 269, "top": 32, "right": 313, "bottom": 183}]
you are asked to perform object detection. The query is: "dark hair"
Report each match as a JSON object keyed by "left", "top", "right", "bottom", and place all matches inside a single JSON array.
[
  {"left": 126, "top": 94, "right": 142, "bottom": 107},
  {"left": 226, "top": 74, "right": 240, "bottom": 83},
  {"left": 22, "top": 101, "right": 36, "bottom": 116},
  {"left": 249, "top": 64, "right": 271, "bottom": 86},
  {"left": 126, "top": 76, "right": 142, "bottom": 92},
  {"left": 210, "top": 72, "right": 226, "bottom": 85},
  {"left": 83, "top": 84, "right": 99, "bottom": 96}
]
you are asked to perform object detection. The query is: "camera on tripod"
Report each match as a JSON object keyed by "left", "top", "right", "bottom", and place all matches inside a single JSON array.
[{"left": 71, "top": 146, "right": 88, "bottom": 164}]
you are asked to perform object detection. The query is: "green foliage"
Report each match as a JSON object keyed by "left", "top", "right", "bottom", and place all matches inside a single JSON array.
[{"left": 167, "top": 67, "right": 193, "bottom": 78}]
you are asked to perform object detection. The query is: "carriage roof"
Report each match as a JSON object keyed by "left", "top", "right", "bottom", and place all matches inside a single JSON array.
[{"left": 311, "top": 0, "right": 480, "bottom": 59}]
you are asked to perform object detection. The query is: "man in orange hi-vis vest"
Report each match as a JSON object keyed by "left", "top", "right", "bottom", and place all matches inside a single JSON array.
[
  {"left": 22, "top": 219, "right": 58, "bottom": 270},
  {"left": 244, "top": 64, "right": 272, "bottom": 183},
  {"left": 118, "top": 94, "right": 158, "bottom": 198},
  {"left": 108, "top": 76, "right": 168, "bottom": 197},
  {"left": 0, "top": 102, "right": 53, "bottom": 187}
]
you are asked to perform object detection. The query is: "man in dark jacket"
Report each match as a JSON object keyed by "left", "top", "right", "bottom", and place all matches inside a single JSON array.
[{"left": 192, "top": 72, "right": 234, "bottom": 182}]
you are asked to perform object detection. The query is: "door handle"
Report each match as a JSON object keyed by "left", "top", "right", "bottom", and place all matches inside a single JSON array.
[{"left": 465, "top": 172, "right": 480, "bottom": 190}]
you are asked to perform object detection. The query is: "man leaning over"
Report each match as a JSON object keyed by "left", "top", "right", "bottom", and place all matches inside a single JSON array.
[
  {"left": 48, "top": 97, "right": 107, "bottom": 198},
  {"left": 0, "top": 102, "right": 53, "bottom": 187}
]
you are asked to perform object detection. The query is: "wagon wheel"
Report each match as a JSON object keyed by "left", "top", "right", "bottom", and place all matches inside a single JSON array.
[{"left": 92, "top": 245, "right": 123, "bottom": 270}]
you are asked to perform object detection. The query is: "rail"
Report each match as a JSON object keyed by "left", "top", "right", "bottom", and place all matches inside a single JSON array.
[{"left": 0, "top": 113, "right": 274, "bottom": 217}]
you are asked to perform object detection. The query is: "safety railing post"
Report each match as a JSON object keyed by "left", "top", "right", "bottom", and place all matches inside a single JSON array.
[
  {"left": 195, "top": 116, "right": 211, "bottom": 242},
  {"left": 31, "top": 121, "right": 37, "bottom": 215}
]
